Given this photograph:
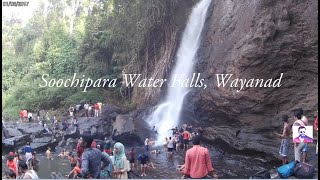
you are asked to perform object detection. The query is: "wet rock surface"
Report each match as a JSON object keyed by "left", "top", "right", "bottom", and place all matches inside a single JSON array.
[
  {"left": 2, "top": 135, "right": 32, "bottom": 151},
  {"left": 112, "top": 110, "right": 154, "bottom": 145},
  {"left": 6, "top": 127, "right": 23, "bottom": 137},
  {"left": 183, "top": 0, "right": 319, "bottom": 157},
  {"left": 17, "top": 123, "right": 44, "bottom": 134}
]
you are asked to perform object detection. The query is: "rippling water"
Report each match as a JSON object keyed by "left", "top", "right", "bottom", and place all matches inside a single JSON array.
[{"left": 2, "top": 144, "right": 278, "bottom": 179}]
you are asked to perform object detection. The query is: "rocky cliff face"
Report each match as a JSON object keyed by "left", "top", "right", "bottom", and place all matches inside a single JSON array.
[
  {"left": 130, "top": 0, "right": 318, "bottom": 157},
  {"left": 188, "top": 0, "right": 318, "bottom": 157}
]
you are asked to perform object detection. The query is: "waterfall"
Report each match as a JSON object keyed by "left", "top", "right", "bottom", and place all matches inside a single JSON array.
[{"left": 147, "top": 0, "right": 211, "bottom": 145}]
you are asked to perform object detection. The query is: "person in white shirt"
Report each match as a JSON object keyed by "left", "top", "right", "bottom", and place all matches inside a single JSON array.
[
  {"left": 84, "top": 103, "right": 89, "bottom": 118},
  {"left": 145, "top": 137, "right": 150, "bottom": 152},
  {"left": 28, "top": 112, "right": 33, "bottom": 123}
]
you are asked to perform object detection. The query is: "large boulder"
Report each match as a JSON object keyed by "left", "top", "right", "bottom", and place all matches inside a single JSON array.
[
  {"left": 2, "top": 134, "right": 32, "bottom": 151},
  {"left": 63, "top": 127, "right": 80, "bottom": 140},
  {"left": 112, "top": 113, "right": 153, "bottom": 145},
  {"left": 17, "top": 123, "right": 44, "bottom": 134},
  {"left": 30, "top": 137, "right": 59, "bottom": 151},
  {"left": 182, "top": 0, "right": 318, "bottom": 157},
  {"left": 7, "top": 128, "right": 23, "bottom": 137}
]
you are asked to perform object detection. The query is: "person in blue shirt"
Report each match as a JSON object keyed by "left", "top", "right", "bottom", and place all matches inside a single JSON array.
[
  {"left": 137, "top": 151, "right": 155, "bottom": 177},
  {"left": 80, "top": 134, "right": 110, "bottom": 179},
  {"left": 24, "top": 142, "right": 32, "bottom": 162}
]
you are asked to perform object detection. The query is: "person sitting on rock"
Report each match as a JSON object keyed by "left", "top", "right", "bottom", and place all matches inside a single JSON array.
[
  {"left": 42, "top": 124, "right": 52, "bottom": 134},
  {"left": 62, "top": 120, "right": 69, "bottom": 131}
]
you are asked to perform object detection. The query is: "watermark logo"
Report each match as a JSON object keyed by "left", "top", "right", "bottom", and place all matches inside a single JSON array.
[
  {"left": 292, "top": 126, "right": 313, "bottom": 143},
  {"left": 3, "top": 1, "right": 29, "bottom": 7}
]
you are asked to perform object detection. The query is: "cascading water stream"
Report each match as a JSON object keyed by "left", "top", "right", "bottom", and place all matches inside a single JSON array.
[{"left": 147, "top": 0, "right": 211, "bottom": 145}]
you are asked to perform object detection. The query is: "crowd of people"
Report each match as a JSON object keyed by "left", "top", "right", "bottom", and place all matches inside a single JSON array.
[
  {"left": 4, "top": 147, "right": 40, "bottom": 179},
  {"left": 4, "top": 121, "right": 215, "bottom": 179},
  {"left": 5, "top": 105, "right": 317, "bottom": 179},
  {"left": 69, "top": 102, "right": 103, "bottom": 118},
  {"left": 277, "top": 108, "right": 318, "bottom": 165}
]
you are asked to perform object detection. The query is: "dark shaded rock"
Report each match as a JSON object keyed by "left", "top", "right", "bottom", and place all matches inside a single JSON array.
[
  {"left": 58, "top": 139, "right": 66, "bottom": 147},
  {"left": 2, "top": 135, "right": 31, "bottom": 151},
  {"left": 17, "top": 123, "right": 44, "bottom": 134},
  {"left": 3, "top": 127, "right": 9, "bottom": 139},
  {"left": 7, "top": 128, "right": 23, "bottom": 137},
  {"left": 63, "top": 127, "right": 80, "bottom": 140},
  {"left": 112, "top": 113, "right": 153, "bottom": 145},
  {"left": 181, "top": 0, "right": 319, "bottom": 157},
  {"left": 30, "top": 137, "right": 59, "bottom": 151},
  {"left": 77, "top": 117, "right": 100, "bottom": 132},
  {"left": 65, "top": 138, "right": 78, "bottom": 150}
]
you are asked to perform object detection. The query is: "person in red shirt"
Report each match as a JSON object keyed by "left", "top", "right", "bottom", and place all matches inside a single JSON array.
[
  {"left": 183, "top": 130, "right": 190, "bottom": 151},
  {"left": 19, "top": 110, "right": 24, "bottom": 122},
  {"left": 22, "top": 110, "right": 28, "bottom": 122},
  {"left": 6, "top": 152, "right": 17, "bottom": 176},
  {"left": 183, "top": 135, "right": 218, "bottom": 179},
  {"left": 77, "top": 138, "right": 85, "bottom": 159},
  {"left": 94, "top": 103, "right": 99, "bottom": 117}
]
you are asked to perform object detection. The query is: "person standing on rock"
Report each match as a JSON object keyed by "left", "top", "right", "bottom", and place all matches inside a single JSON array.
[
  {"left": 104, "top": 138, "right": 112, "bottom": 155},
  {"left": 69, "top": 106, "right": 74, "bottom": 117},
  {"left": 275, "top": 114, "right": 291, "bottom": 165},
  {"left": 113, "top": 142, "right": 129, "bottom": 179},
  {"left": 94, "top": 103, "right": 99, "bottom": 117},
  {"left": 19, "top": 109, "right": 24, "bottom": 123},
  {"left": 37, "top": 110, "right": 40, "bottom": 122},
  {"left": 297, "top": 108, "right": 310, "bottom": 162},
  {"left": 84, "top": 102, "right": 89, "bottom": 118},
  {"left": 77, "top": 138, "right": 85, "bottom": 160},
  {"left": 24, "top": 142, "right": 33, "bottom": 162},
  {"left": 6, "top": 152, "right": 17, "bottom": 177},
  {"left": 22, "top": 109, "right": 28, "bottom": 123},
  {"left": 182, "top": 135, "right": 218, "bottom": 179},
  {"left": 97, "top": 102, "right": 102, "bottom": 116},
  {"left": 62, "top": 120, "right": 69, "bottom": 131},
  {"left": 80, "top": 134, "right": 110, "bottom": 179},
  {"left": 182, "top": 130, "right": 190, "bottom": 151},
  {"left": 167, "top": 137, "right": 174, "bottom": 157},
  {"left": 27, "top": 112, "right": 33, "bottom": 123},
  {"left": 137, "top": 151, "right": 149, "bottom": 177},
  {"left": 145, "top": 137, "right": 150, "bottom": 152},
  {"left": 292, "top": 110, "right": 306, "bottom": 163},
  {"left": 28, "top": 152, "right": 39, "bottom": 172},
  {"left": 128, "top": 147, "right": 135, "bottom": 171},
  {"left": 72, "top": 117, "right": 78, "bottom": 129}
]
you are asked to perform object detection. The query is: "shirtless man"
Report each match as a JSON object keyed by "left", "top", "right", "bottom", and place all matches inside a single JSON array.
[
  {"left": 275, "top": 115, "right": 291, "bottom": 165},
  {"left": 46, "top": 147, "right": 53, "bottom": 160}
]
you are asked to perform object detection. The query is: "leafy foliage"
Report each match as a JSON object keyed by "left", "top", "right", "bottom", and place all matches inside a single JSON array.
[{"left": 2, "top": 0, "right": 183, "bottom": 119}]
